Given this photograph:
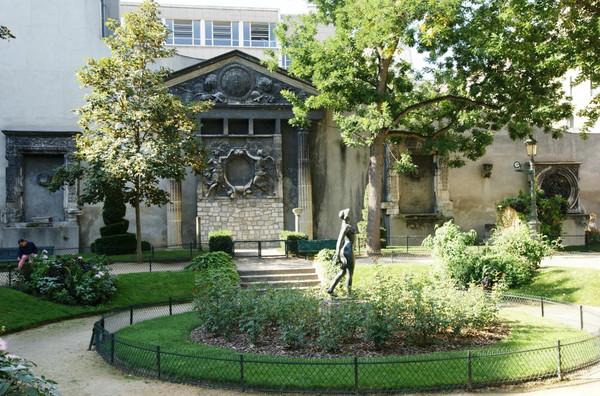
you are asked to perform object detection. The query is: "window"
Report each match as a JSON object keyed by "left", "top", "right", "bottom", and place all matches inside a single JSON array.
[
  {"left": 205, "top": 21, "right": 239, "bottom": 46},
  {"left": 281, "top": 54, "right": 291, "bottom": 70},
  {"left": 243, "top": 22, "right": 277, "bottom": 47},
  {"left": 165, "top": 19, "right": 200, "bottom": 45}
]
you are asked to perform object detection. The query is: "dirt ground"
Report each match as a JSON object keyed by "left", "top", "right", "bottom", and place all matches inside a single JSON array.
[{"left": 4, "top": 315, "right": 600, "bottom": 396}]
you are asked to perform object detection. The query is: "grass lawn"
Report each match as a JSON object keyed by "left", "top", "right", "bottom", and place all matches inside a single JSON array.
[
  {"left": 511, "top": 266, "right": 600, "bottom": 306},
  {"left": 0, "top": 271, "right": 196, "bottom": 333},
  {"left": 110, "top": 309, "right": 590, "bottom": 392}
]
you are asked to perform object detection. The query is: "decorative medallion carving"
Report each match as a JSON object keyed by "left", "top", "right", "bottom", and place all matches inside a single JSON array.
[
  {"left": 219, "top": 65, "right": 253, "bottom": 100},
  {"left": 169, "top": 62, "right": 309, "bottom": 105},
  {"left": 203, "top": 142, "right": 278, "bottom": 199}
]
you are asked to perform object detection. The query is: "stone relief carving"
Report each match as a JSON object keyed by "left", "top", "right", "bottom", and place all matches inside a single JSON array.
[
  {"left": 170, "top": 63, "right": 308, "bottom": 105},
  {"left": 536, "top": 163, "right": 581, "bottom": 213},
  {"left": 203, "top": 142, "right": 278, "bottom": 199}
]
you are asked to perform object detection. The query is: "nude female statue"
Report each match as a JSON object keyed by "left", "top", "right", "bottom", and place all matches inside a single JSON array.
[{"left": 327, "top": 208, "right": 356, "bottom": 296}]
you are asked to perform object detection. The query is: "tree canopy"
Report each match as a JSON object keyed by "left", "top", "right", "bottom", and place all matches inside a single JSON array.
[
  {"left": 52, "top": 0, "right": 210, "bottom": 261},
  {"left": 270, "top": 0, "right": 575, "bottom": 253}
]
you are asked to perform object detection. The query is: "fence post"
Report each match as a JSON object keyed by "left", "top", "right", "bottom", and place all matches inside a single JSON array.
[
  {"left": 406, "top": 236, "right": 409, "bottom": 254},
  {"left": 258, "top": 241, "right": 262, "bottom": 258},
  {"left": 169, "top": 297, "right": 173, "bottom": 316},
  {"left": 556, "top": 340, "right": 562, "bottom": 380},
  {"left": 580, "top": 305, "right": 584, "bottom": 330},
  {"left": 149, "top": 256, "right": 152, "bottom": 273},
  {"left": 541, "top": 297, "right": 545, "bottom": 317},
  {"left": 467, "top": 350, "right": 472, "bottom": 390},
  {"left": 157, "top": 345, "right": 161, "bottom": 380},
  {"left": 189, "top": 242, "right": 193, "bottom": 259},
  {"left": 8, "top": 267, "right": 11, "bottom": 287},
  {"left": 240, "top": 354, "right": 245, "bottom": 390},
  {"left": 354, "top": 357, "right": 359, "bottom": 395},
  {"left": 110, "top": 334, "right": 115, "bottom": 365},
  {"left": 130, "top": 306, "right": 134, "bottom": 325}
]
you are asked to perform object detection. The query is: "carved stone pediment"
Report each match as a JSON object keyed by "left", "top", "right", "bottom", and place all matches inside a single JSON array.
[{"left": 166, "top": 50, "right": 317, "bottom": 106}]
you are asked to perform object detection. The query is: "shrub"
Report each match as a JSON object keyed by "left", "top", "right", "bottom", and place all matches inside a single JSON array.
[
  {"left": 490, "top": 222, "right": 556, "bottom": 269},
  {"left": 0, "top": 338, "right": 60, "bottom": 396},
  {"left": 314, "top": 248, "right": 338, "bottom": 286},
  {"left": 91, "top": 233, "right": 137, "bottom": 255},
  {"left": 279, "top": 231, "right": 308, "bottom": 256},
  {"left": 208, "top": 229, "right": 233, "bottom": 255},
  {"left": 15, "top": 254, "right": 116, "bottom": 306},
  {"left": 497, "top": 188, "right": 568, "bottom": 241},
  {"left": 185, "top": 251, "right": 234, "bottom": 271}
]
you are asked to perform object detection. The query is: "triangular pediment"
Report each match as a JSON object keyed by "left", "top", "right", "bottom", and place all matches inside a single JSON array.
[{"left": 166, "top": 50, "right": 317, "bottom": 106}]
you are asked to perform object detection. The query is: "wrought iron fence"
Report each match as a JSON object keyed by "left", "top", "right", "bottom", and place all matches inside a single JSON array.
[{"left": 90, "top": 294, "right": 600, "bottom": 394}]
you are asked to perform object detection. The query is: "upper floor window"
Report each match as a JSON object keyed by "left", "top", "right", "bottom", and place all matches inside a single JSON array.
[
  {"left": 205, "top": 21, "right": 239, "bottom": 46},
  {"left": 165, "top": 19, "right": 200, "bottom": 45},
  {"left": 243, "top": 22, "right": 276, "bottom": 47}
]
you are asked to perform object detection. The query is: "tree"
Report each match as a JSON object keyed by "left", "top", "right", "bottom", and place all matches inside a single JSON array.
[
  {"left": 558, "top": 1, "right": 600, "bottom": 134},
  {"left": 51, "top": 0, "right": 211, "bottom": 262},
  {"left": 269, "top": 0, "right": 573, "bottom": 253}
]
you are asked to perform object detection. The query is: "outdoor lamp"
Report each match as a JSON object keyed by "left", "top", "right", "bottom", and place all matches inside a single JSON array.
[{"left": 525, "top": 135, "right": 537, "bottom": 158}]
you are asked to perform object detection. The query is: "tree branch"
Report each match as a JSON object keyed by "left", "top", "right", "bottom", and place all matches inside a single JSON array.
[
  {"left": 571, "top": 0, "right": 600, "bottom": 14},
  {"left": 393, "top": 95, "right": 499, "bottom": 126},
  {"left": 388, "top": 103, "right": 465, "bottom": 141}
]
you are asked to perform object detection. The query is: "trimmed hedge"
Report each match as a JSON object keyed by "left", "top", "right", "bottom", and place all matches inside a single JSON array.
[
  {"left": 91, "top": 233, "right": 151, "bottom": 255},
  {"left": 208, "top": 229, "right": 233, "bottom": 254},
  {"left": 280, "top": 231, "right": 308, "bottom": 256}
]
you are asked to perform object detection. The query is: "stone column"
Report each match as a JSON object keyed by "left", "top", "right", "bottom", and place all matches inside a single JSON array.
[
  {"left": 297, "top": 127, "right": 313, "bottom": 239},
  {"left": 167, "top": 179, "right": 183, "bottom": 247}
]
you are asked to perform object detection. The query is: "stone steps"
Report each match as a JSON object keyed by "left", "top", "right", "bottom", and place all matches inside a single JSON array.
[{"left": 238, "top": 267, "right": 321, "bottom": 288}]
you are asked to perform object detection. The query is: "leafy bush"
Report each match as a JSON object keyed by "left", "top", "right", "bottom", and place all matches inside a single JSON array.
[
  {"left": 1, "top": 337, "right": 60, "bottom": 396},
  {"left": 314, "top": 248, "right": 338, "bottom": 286},
  {"left": 425, "top": 220, "right": 555, "bottom": 288},
  {"left": 185, "top": 251, "right": 234, "bottom": 271},
  {"left": 15, "top": 254, "right": 116, "bottom": 306},
  {"left": 490, "top": 222, "right": 556, "bottom": 270},
  {"left": 208, "top": 229, "right": 233, "bottom": 254},
  {"left": 497, "top": 188, "right": 568, "bottom": 241},
  {"left": 279, "top": 231, "right": 308, "bottom": 256},
  {"left": 91, "top": 233, "right": 136, "bottom": 255},
  {"left": 193, "top": 262, "right": 501, "bottom": 351}
]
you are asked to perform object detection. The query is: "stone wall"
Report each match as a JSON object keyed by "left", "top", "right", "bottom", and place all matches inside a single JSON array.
[{"left": 197, "top": 198, "right": 284, "bottom": 243}]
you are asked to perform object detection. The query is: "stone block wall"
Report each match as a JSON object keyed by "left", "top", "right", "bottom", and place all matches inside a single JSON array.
[{"left": 197, "top": 198, "right": 284, "bottom": 243}]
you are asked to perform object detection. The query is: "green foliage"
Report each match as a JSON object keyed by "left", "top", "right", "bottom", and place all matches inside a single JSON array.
[
  {"left": 314, "top": 248, "right": 338, "bottom": 286},
  {"left": 99, "top": 220, "right": 129, "bottom": 237},
  {"left": 193, "top": 261, "right": 501, "bottom": 351},
  {"left": 102, "top": 189, "right": 127, "bottom": 226},
  {"left": 91, "top": 233, "right": 137, "bottom": 255},
  {"left": 271, "top": 0, "right": 575, "bottom": 252},
  {"left": 184, "top": 251, "right": 234, "bottom": 272},
  {"left": 490, "top": 222, "right": 557, "bottom": 270},
  {"left": 14, "top": 254, "right": 116, "bottom": 306},
  {"left": 426, "top": 220, "right": 555, "bottom": 288},
  {"left": 497, "top": 189, "right": 569, "bottom": 241},
  {"left": 208, "top": 229, "right": 233, "bottom": 255},
  {"left": 279, "top": 231, "right": 308, "bottom": 256},
  {"left": 0, "top": 340, "right": 60, "bottom": 396},
  {"left": 50, "top": 0, "right": 212, "bottom": 262},
  {"left": 0, "top": 26, "right": 15, "bottom": 40}
]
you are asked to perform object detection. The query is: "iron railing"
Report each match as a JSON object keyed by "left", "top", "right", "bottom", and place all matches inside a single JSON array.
[{"left": 90, "top": 294, "right": 600, "bottom": 394}]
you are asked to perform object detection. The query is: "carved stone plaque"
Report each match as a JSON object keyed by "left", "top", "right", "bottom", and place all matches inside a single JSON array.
[{"left": 220, "top": 66, "right": 253, "bottom": 99}]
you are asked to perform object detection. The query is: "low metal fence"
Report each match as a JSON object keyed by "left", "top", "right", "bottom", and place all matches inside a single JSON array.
[{"left": 90, "top": 294, "right": 600, "bottom": 394}]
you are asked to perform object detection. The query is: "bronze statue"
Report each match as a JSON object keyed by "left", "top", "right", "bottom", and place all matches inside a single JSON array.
[{"left": 327, "top": 208, "right": 356, "bottom": 296}]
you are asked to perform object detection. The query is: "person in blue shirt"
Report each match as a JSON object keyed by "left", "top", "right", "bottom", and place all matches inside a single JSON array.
[{"left": 17, "top": 238, "right": 38, "bottom": 269}]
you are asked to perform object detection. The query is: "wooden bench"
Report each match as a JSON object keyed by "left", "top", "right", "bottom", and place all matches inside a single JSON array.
[
  {"left": 0, "top": 246, "right": 55, "bottom": 263},
  {"left": 297, "top": 239, "right": 337, "bottom": 258}
]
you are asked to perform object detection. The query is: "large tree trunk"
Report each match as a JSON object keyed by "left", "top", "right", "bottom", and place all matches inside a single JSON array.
[
  {"left": 134, "top": 177, "right": 143, "bottom": 264},
  {"left": 366, "top": 133, "right": 386, "bottom": 254}
]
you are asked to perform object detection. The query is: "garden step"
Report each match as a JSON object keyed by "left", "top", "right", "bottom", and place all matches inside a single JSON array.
[
  {"left": 241, "top": 279, "right": 322, "bottom": 288},
  {"left": 237, "top": 267, "right": 320, "bottom": 289},
  {"left": 237, "top": 268, "right": 316, "bottom": 276}
]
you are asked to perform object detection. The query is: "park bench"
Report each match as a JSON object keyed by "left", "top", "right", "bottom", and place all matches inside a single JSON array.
[
  {"left": 0, "top": 246, "right": 55, "bottom": 263},
  {"left": 296, "top": 239, "right": 337, "bottom": 258}
]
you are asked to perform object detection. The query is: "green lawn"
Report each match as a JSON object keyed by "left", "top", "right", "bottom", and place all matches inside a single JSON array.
[
  {"left": 0, "top": 271, "right": 196, "bottom": 333},
  {"left": 511, "top": 266, "right": 600, "bottom": 306},
  {"left": 110, "top": 309, "right": 590, "bottom": 392}
]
